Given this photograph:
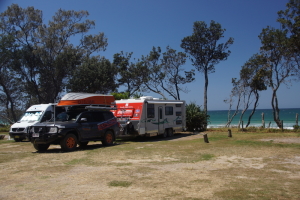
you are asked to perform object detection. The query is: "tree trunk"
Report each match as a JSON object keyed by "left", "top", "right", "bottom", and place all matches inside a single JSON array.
[
  {"left": 262, "top": 112, "right": 265, "bottom": 128},
  {"left": 203, "top": 67, "right": 208, "bottom": 129},
  {"left": 271, "top": 89, "right": 282, "bottom": 128},
  {"left": 239, "top": 92, "right": 251, "bottom": 128},
  {"left": 246, "top": 90, "right": 259, "bottom": 127},
  {"left": 226, "top": 96, "right": 241, "bottom": 127},
  {"left": 0, "top": 77, "right": 18, "bottom": 122}
]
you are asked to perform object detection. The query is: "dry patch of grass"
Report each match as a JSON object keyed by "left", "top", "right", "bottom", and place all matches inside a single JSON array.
[{"left": 0, "top": 132, "right": 299, "bottom": 199}]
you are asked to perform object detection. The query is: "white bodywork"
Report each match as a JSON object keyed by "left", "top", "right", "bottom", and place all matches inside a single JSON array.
[
  {"left": 113, "top": 96, "right": 186, "bottom": 137},
  {"left": 9, "top": 104, "right": 56, "bottom": 137}
]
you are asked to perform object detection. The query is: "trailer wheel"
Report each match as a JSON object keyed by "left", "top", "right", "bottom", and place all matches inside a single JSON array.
[
  {"left": 167, "top": 128, "right": 174, "bottom": 137},
  {"left": 162, "top": 129, "right": 168, "bottom": 138},
  {"left": 33, "top": 143, "right": 50, "bottom": 152},
  {"left": 60, "top": 134, "right": 78, "bottom": 151},
  {"left": 102, "top": 131, "right": 114, "bottom": 146}
]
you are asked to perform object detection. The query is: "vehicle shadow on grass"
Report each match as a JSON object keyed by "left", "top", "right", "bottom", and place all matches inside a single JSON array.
[
  {"left": 32, "top": 142, "right": 122, "bottom": 154},
  {"left": 118, "top": 132, "right": 200, "bottom": 143}
]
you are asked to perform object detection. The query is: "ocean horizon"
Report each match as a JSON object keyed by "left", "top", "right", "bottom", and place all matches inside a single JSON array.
[{"left": 207, "top": 108, "right": 300, "bottom": 129}]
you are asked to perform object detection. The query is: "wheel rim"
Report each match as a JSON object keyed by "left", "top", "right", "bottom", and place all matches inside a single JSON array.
[
  {"left": 106, "top": 133, "right": 113, "bottom": 143},
  {"left": 66, "top": 137, "right": 76, "bottom": 148}
]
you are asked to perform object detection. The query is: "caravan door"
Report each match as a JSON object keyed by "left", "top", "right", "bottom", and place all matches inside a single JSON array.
[{"left": 158, "top": 106, "right": 164, "bottom": 134}]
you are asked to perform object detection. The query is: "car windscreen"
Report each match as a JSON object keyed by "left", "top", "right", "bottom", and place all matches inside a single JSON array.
[
  {"left": 19, "top": 111, "right": 43, "bottom": 122},
  {"left": 53, "top": 112, "right": 80, "bottom": 122}
]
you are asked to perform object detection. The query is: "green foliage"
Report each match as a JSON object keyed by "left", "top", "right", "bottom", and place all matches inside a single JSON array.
[
  {"left": 277, "top": 0, "right": 300, "bottom": 53},
  {"left": 67, "top": 56, "right": 117, "bottom": 94},
  {"left": 111, "top": 92, "right": 130, "bottom": 100},
  {"left": 181, "top": 20, "right": 234, "bottom": 73},
  {"left": 113, "top": 52, "right": 144, "bottom": 97},
  {"left": 186, "top": 102, "right": 209, "bottom": 131},
  {"left": 111, "top": 92, "right": 143, "bottom": 100},
  {"left": 181, "top": 20, "right": 234, "bottom": 113},
  {"left": 0, "top": 125, "right": 10, "bottom": 132},
  {"left": 0, "top": 4, "right": 108, "bottom": 104},
  {"left": 0, "top": 34, "right": 26, "bottom": 123},
  {"left": 161, "top": 46, "right": 194, "bottom": 100}
]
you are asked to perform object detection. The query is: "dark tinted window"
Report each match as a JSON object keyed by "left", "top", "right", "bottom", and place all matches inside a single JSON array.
[
  {"left": 147, "top": 104, "right": 155, "bottom": 118},
  {"left": 92, "top": 112, "right": 105, "bottom": 122},
  {"left": 41, "top": 111, "right": 52, "bottom": 122},
  {"left": 176, "top": 111, "right": 181, "bottom": 116},
  {"left": 103, "top": 111, "right": 114, "bottom": 120},
  {"left": 165, "top": 106, "right": 173, "bottom": 115}
]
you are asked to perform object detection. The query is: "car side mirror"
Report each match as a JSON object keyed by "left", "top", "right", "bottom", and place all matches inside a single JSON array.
[{"left": 80, "top": 118, "right": 87, "bottom": 122}]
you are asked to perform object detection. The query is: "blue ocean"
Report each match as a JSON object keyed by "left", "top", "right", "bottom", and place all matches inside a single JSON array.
[{"left": 207, "top": 108, "right": 300, "bottom": 129}]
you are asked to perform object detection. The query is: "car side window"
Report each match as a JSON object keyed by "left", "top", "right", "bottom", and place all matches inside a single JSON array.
[
  {"left": 92, "top": 112, "right": 105, "bottom": 122},
  {"left": 41, "top": 111, "right": 52, "bottom": 122},
  {"left": 103, "top": 112, "right": 114, "bottom": 121},
  {"left": 80, "top": 113, "right": 93, "bottom": 122}
]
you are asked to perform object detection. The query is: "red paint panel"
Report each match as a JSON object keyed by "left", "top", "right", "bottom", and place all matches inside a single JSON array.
[{"left": 113, "top": 102, "right": 144, "bottom": 120}]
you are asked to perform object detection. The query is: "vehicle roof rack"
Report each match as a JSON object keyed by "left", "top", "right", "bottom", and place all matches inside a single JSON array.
[{"left": 85, "top": 105, "right": 117, "bottom": 111}]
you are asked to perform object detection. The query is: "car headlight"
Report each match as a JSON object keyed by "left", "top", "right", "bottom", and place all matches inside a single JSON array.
[{"left": 48, "top": 127, "right": 58, "bottom": 133}]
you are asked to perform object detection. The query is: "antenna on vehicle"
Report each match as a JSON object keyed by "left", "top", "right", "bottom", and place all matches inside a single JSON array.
[{"left": 54, "top": 99, "right": 56, "bottom": 126}]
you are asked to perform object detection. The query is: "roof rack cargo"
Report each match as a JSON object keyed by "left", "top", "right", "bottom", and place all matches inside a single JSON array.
[{"left": 57, "top": 93, "right": 115, "bottom": 107}]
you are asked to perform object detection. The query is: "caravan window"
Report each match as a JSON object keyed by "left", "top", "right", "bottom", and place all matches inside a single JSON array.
[
  {"left": 147, "top": 104, "right": 155, "bottom": 118},
  {"left": 165, "top": 106, "right": 173, "bottom": 115}
]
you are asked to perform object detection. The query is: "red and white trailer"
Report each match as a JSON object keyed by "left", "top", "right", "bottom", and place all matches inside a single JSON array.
[{"left": 112, "top": 96, "right": 186, "bottom": 137}]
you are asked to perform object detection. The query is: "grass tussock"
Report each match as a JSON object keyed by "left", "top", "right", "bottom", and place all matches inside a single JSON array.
[{"left": 108, "top": 180, "right": 132, "bottom": 187}]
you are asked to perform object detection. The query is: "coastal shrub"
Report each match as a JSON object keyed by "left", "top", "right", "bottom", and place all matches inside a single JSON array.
[
  {"left": 186, "top": 102, "right": 210, "bottom": 132},
  {"left": 0, "top": 125, "right": 10, "bottom": 132}
]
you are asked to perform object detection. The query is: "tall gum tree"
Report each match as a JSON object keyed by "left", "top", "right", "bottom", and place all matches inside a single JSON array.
[
  {"left": 161, "top": 46, "right": 195, "bottom": 100},
  {"left": 137, "top": 46, "right": 194, "bottom": 100},
  {"left": 0, "top": 4, "right": 108, "bottom": 103},
  {"left": 259, "top": 27, "right": 298, "bottom": 128},
  {"left": 181, "top": 20, "right": 234, "bottom": 127},
  {"left": 0, "top": 34, "right": 24, "bottom": 123},
  {"left": 241, "top": 54, "right": 268, "bottom": 127}
]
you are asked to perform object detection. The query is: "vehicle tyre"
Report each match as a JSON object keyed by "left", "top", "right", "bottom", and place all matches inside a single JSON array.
[
  {"left": 33, "top": 143, "right": 50, "bottom": 152},
  {"left": 60, "top": 134, "right": 78, "bottom": 151},
  {"left": 14, "top": 138, "right": 23, "bottom": 142},
  {"left": 78, "top": 141, "right": 89, "bottom": 148},
  {"left": 102, "top": 131, "right": 114, "bottom": 146},
  {"left": 167, "top": 128, "right": 174, "bottom": 137},
  {"left": 162, "top": 129, "right": 168, "bottom": 138}
]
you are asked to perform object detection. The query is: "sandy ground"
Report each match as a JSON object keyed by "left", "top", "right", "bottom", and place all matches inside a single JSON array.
[{"left": 0, "top": 133, "right": 300, "bottom": 199}]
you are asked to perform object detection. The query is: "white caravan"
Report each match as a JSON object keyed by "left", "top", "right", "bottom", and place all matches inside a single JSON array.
[
  {"left": 9, "top": 104, "right": 62, "bottom": 141},
  {"left": 112, "top": 96, "right": 186, "bottom": 137}
]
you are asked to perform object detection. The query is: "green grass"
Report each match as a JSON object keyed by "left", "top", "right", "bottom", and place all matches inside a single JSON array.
[
  {"left": 65, "top": 158, "right": 94, "bottom": 165},
  {"left": 108, "top": 180, "right": 132, "bottom": 187}
]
